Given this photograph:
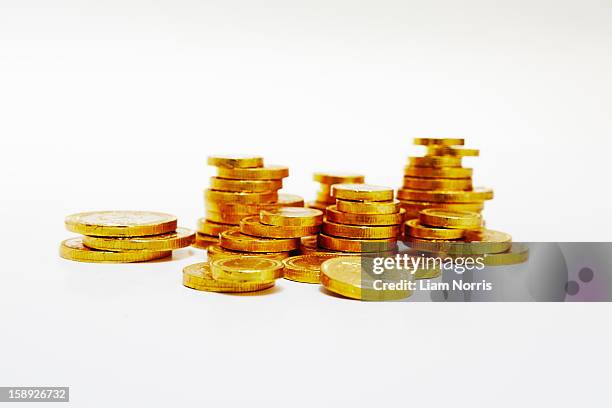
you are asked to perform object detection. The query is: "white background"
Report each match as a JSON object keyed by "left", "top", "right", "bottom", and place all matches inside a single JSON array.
[{"left": 1, "top": 0, "right": 611, "bottom": 406}]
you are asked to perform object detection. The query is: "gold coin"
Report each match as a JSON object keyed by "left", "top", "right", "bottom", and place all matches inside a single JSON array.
[
  {"left": 283, "top": 254, "right": 341, "bottom": 283},
  {"left": 183, "top": 262, "right": 275, "bottom": 293},
  {"left": 207, "top": 244, "right": 289, "bottom": 262},
  {"left": 217, "top": 165, "right": 289, "bottom": 180},
  {"left": 404, "top": 166, "right": 473, "bottom": 179},
  {"left": 209, "top": 177, "right": 282, "bottom": 192},
  {"left": 299, "top": 235, "right": 319, "bottom": 254},
  {"left": 320, "top": 257, "right": 411, "bottom": 301},
  {"left": 322, "top": 221, "right": 400, "bottom": 239},
  {"left": 306, "top": 201, "right": 330, "bottom": 211},
  {"left": 206, "top": 155, "right": 264, "bottom": 168},
  {"left": 408, "top": 230, "right": 512, "bottom": 255},
  {"left": 409, "top": 156, "right": 462, "bottom": 168},
  {"left": 325, "top": 205, "right": 405, "bottom": 226},
  {"left": 405, "top": 219, "right": 465, "bottom": 239},
  {"left": 318, "top": 234, "right": 397, "bottom": 253},
  {"left": 336, "top": 199, "right": 400, "bottom": 215},
  {"left": 426, "top": 146, "right": 479, "bottom": 157},
  {"left": 397, "top": 188, "right": 493, "bottom": 203},
  {"left": 480, "top": 243, "right": 529, "bottom": 266},
  {"left": 260, "top": 207, "right": 323, "bottom": 227},
  {"left": 59, "top": 237, "right": 171, "bottom": 263},
  {"left": 82, "top": 227, "right": 195, "bottom": 251},
  {"left": 210, "top": 256, "right": 284, "bottom": 282},
  {"left": 204, "top": 211, "right": 244, "bottom": 225},
  {"left": 413, "top": 138, "right": 464, "bottom": 146},
  {"left": 419, "top": 209, "right": 482, "bottom": 229},
  {"left": 331, "top": 184, "right": 394, "bottom": 202},
  {"left": 65, "top": 211, "right": 177, "bottom": 237},
  {"left": 240, "top": 216, "right": 320, "bottom": 238},
  {"left": 197, "top": 218, "right": 235, "bottom": 235},
  {"left": 193, "top": 233, "right": 219, "bottom": 249},
  {"left": 220, "top": 228, "right": 299, "bottom": 252},
  {"left": 315, "top": 190, "right": 337, "bottom": 204},
  {"left": 313, "top": 172, "right": 365, "bottom": 185},
  {"left": 205, "top": 189, "right": 277, "bottom": 204},
  {"left": 399, "top": 200, "right": 484, "bottom": 217},
  {"left": 403, "top": 177, "right": 472, "bottom": 191},
  {"left": 206, "top": 193, "right": 304, "bottom": 214},
  {"left": 405, "top": 237, "right": 463, "bottom": 253}
]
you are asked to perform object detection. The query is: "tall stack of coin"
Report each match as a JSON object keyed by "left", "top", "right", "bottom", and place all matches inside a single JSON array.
[
  {"left": 211, "top": 207, "right": 323, "bottom": 261},
  {"left": 183, "top": 256, "right": 284, "bottom": 294},
  {"left": 318, "top": 184, "right": 404, "bottom": 253},
  {"left": 399, "top": 138, "right": 492, "bottom": 219},
  {"left": 307, "top": 172, "right": 365, "bottom": 211},
  {"left": 60, "top": 211, "right": 195, "bottom": 263},
  {"left": 196, "top": 155, "right": 304, "bottom": 249}
]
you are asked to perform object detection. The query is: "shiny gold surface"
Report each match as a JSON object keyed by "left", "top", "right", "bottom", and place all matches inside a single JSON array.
[
  {"left": 325, "top": 205, "right": 405, "bottom": 226},
  {"left": 192, "top": 233, "right": 219, "bottom": 249},
  {"left": 197, "top": 218, "right": 235, "bottom": 235},
  {"left": 404, "top": 166, "right": 473, "bottom": 179},
  {"left": 240, "top": 216, "right": 320, "bottom": 238},
  {"left": 60, "top": 237, "right": 171, "bottom": 263},
  {"left": 83, "top": 227, "right": 195, "bottom": 251},
  {"left": 397, "top": 187, "right": 493, "bottom": 203},
  {"left": 65, "top": 211, "right": 177, "bottom": 237},
  {"left": 313, "top": 172, "right": 365, "bottom": 185},
  {"left": 404, "top": 219, "right": 465, "bottom": 240},
  {"left": 209, "top": 177, "right": 282, "bottom": 192},
  {"left": 413, "top": 138, "right": 464, "bottom": 146},
  {"left": 331, "top": 184, "right": 394, "bottom": 202},
  {"left": 217, "top": 165, "right": 289, "bottom": 180},
  {"left": 206, "top": 244, "right": 290, "bottom": 262},
  {"left": 317, "top": 234, "right": 397, "bottom": 253},
  {"left": 206, "top": 193, "right": 304, "bottom": 214},
  {"left": 206, "top": 155, "right": 264, "bottom": 168},
  {"left": 259, "top": 207, "right": 323, "bottom": 227},
  {"left": 283, "top": 254, "right": 342, "bottom": 283},
  {"left": 220, "top": 228, "right": 299, "bottom": 252},
  {"left": 183, "top": 262, "right": 275, "bottom": 293},
  {"left": 426, "top": 146, "right": 480, "bottom": 157},
  {"left": 210, "top": 256, "right": 284, "bottom": 282},
  {"left": 409, "top": 156, "right": 462, "bottom": 168},
  {"left": 205, "top": 189, "right": 277, "bottom": 204},
  {"left": 336, "top": 199, "right": 401, "bottom": 215},
  {"left": 322, "top": 221, "right": 400, "bottom": 239},
  {"left": 403, "top": 177, "right": 472, "bottom": 191},
  {"left": 419, "top": 209, "right": 482, "bottom": 229}
]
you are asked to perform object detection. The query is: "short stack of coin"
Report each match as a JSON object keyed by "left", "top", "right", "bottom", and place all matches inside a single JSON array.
[
  {"left": 399, "top": 138, "right": 493, "bottom": 219},
  {"left": 318, "top": 184, "right": 404, "bottom": 253},
  {"left": 183, "top": 256, "right": 284, "bottom": 294},
  {"left": 60, "top": 211, "right": 195, "bottom": 263},
  {"left": 211, "top": 207, "right": 324, "bottom": 261},
  {"left": 196, "top": 155, "right": 304, "bottom": 249},
  {"left": 307, "top": 172, "right": 365, "bottom": 211}
]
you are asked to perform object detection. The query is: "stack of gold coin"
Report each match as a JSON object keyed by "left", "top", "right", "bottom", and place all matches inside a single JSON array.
[
  {"left": 183, "top": 256, "right": 284, "bottom": 293},
  {"left": 318, "top": 184, "right": 403, "bottom": 253},
  {"left": 399, "top": 138, "right": 492, "bottom": 218},
  {"left": 307, "top": 172, "right": 365, "bottom": 211},
  {"left": 60, "top": 211, "right": 195, "bottom": 263},
  {"left": 196, "top": 155, "right": 304, "bottom": 248}
]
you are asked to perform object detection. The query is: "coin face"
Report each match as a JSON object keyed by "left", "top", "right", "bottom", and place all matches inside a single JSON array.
[
  {"left": 65, "top": 211, "right": 177, "bottom": 237},
  {"left": 419, "top": 209, "right": 482, "bottom": 229},
  {"left": 82, "top": 227, "right": 195, "bottom": 251},
  {"left": 313, "top": 172, "right": 365, "bottom": 185},
  {"left": 413, "top": 138, "right": 464, "bottom": 146},
  {"left": 404, "top": 219, "right": 465, "bottom": 240},
  {"left": 210, "top": 256, "right": 284, "bottom": 281},
  {"left": 183, "top": 262, "right": 275, "bottom": 293},
  {"left": 259, "top": 207, "right": 323, "bottom": 227},
  {"left": 216, "top": 165, "right": 289, "bottom": 180},
  {"left": 207, "top": 155, "right": 264, "bottom": 168}
]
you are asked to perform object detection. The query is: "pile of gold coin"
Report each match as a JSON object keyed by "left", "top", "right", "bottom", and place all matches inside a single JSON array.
[
  {"left": 307, "top": 172, "right": 365, "bottom": 211},
  {"left": 183, "top": 255, "right": 284, "bottom": 293},
  {"left": 318, "top": 184, "right": 404, "bottom": 253},
  {"left": 60, "top": 211, "right": 195, "bottom": 263},
  {"left": 399, "top": 138, "right": 492, "bottom": 218},
  {"left": 195, "top": 155, "right": 304, "bottom": 249}
]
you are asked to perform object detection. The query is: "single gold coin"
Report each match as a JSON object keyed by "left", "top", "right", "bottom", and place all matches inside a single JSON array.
[
  {"left": 413, "top": 138, "right": 464, "bottom": 146},
  {"left": 318, "top": 234, "right": 397, "bottom": 253},
  {"left": 260, "top": 207, "right": 323, "bottom": 227},
  {"left": 426, "top": 146, "right": 480, "bottom": 157},
  {"left": 404, "top": 166, "right": 473, "bottom": 179},
  {"left": 331, "top": 184, "right": 394, "bottom": 202},
  {"left": 205, "top": 189, "right": 277, "bottom": 204},
  {"left": 197, "top": 218, "right": 235, "bottom": 235},
  {"left": 206, "top": 155, "right": 264, "bottom": 168},
  {"left": 320, "top": 257, "right": 411, "bottom": 301},
  {"left": 313, "top": 172, "right": 365, "bottom": 185},
  {"left": 216, "top": 165, "right": 289, "bottom": 180},
  {"left": 82, "top": 227, "right": 195, "bottom": 251},
  {"left": 479, "top": 243, "right": 529, "bottom": 266},
  {"left": 220, "top": 228, "right": 299, "bottom": 252},
  {"left": 399, "top": 200, "right": 484, "bottom": 218},
  {"left": 409, "top": 156, "right": 462, "bottom": 168},
  {"left": 209, "top": 177, "right": 282, "bottom": 192},
  {"left": 325, "top": 205, "right": 405, "bottom": 226},
  {"left": 403, "top": 177, "right": 473, "bottom": 191},
  {"left": 419, "top": 209, "right": 482, "bottom": 229},
  {"left": 336, "top": 199, "right": 401, "bottom": 215},
  {"left": 410, "top": 229, "right": 511, "bottom": 255},
  {"left": 206, "top": 244, "right": 289, "bottom": 262},
  {"left": 306, "top": 201, "right": 330, "bottom": 211},
  {"left": 283, "top": 254, "right": 342, "bottom": 283},
  {"left": 210, "top": 256, "right": 284, "bottom": 282},
  {"left": 65, "top": 211, "right": 177, "bottom": 237},
  {"left": 322, "top": 221, "right": 400, "bottom": 239},
  {"left": 183, "top": 262, "right": 275, "bottom": 293},
  {"left": 59, "top": 237, "right": 171, "bottom": 263},
  {"left": 204, "top": 211, "right": 245, "bottom": 225},
  {"left": 193, "top": 233, "right": 219, "bottom": 249},
  {"left": 398, "top": 188, "right": 493, "bottom": 203},
  {"left": 240, "top": 216, "right": 320, "bottom": 238},
  {"left": 405, "top": 219, "right": 465, "bottom": 240},
  {"left": 206, "top": 193, "right": 304, "bottom": 214}
]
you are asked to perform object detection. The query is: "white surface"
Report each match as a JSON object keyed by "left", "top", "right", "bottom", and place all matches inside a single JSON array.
[{"left": 1, "top": 0, "right": 611, "bottom": 406}]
